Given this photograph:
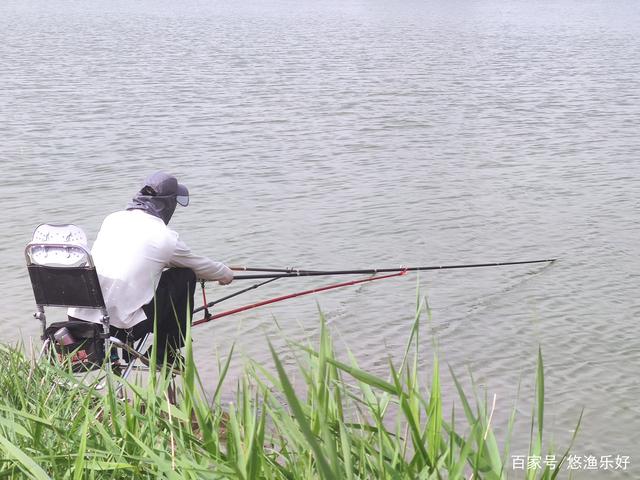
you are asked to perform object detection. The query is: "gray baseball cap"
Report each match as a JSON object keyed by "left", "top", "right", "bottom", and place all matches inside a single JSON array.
[{"left": 141, "top": 171, "right": 189, "bottom": 206}]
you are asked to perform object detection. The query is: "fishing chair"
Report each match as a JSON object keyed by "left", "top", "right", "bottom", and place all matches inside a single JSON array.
[{"left": 25, "top": 224, "right": 151, "bottom": 390}]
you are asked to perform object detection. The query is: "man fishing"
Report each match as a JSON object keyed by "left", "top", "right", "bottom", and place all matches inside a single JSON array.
[{"left": 68, "top": 171, "right": 233, "bottom": 365}]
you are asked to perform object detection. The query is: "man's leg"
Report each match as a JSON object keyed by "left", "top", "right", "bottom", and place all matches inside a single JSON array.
[{"left": 142, "top": 267, "right": 197, "bottom": 361}]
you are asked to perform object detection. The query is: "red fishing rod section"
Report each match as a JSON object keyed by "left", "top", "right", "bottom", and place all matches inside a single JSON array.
[{"left": 193, "top": 270, "right": 407, "bottom": 327}]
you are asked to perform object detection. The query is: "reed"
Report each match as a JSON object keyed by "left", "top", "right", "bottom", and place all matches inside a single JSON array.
[{"left": 0, "top": 300, "right": 579, "bottom": 479}]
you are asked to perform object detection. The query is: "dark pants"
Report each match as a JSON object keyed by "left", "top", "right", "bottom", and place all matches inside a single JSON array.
[
  {"left": 70, "top": 268, "right": 196, "bottom": 358},
  {"left": 130, "top": 267, "right": 197, "bottom": 355}
]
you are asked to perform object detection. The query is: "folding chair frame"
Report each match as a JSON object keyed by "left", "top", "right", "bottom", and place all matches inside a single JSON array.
[{"left": 25, "top": 239, "right": 151, "bottom": 391}]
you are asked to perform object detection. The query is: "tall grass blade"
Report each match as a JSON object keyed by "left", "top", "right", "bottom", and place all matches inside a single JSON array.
[
  {"left": 268, "top": 341, "right": 336, "bottom": 479},
  {"left": 0, "top": 433, "right": 51, "bottom": 480},
  {"left": 72, "top": 415, "right": 90, "bottom": 480},
  {"left": 426, "top": 353, "right": 442, "bottom": 464}
]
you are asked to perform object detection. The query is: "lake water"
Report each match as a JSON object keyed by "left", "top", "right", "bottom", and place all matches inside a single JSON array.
[{"left": 1, "top": 0, "right": 639, "bottom": 475}]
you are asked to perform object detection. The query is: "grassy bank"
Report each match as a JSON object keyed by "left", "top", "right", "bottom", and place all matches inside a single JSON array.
[{"left": 0, "top": 300, "right": 579, "bottom": 479}]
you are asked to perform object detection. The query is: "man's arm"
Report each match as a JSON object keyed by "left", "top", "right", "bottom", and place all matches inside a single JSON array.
[{"left": 169, "top": 239, "right": 233, "bottom": 284}]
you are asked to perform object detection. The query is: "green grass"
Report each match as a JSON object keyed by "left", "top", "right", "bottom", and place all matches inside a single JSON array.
[{"left": 0, "top": 300, "right": 580, "bottom": 479}]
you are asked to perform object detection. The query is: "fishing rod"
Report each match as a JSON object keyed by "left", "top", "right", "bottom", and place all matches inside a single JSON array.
[
  {"left": 227, "top": 259, "right": 557, "bottom": 280},
  {"left": 230, "top": 266, "right": 323, "bottom": 274},
  {"left": 192, "top": 258, "right": 555, "bottom": 325},
  {"left": 193, "top": 270, "right": 407, "bottom": 327}
]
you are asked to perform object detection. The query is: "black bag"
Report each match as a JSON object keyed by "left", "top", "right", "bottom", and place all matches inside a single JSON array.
[{"left": 44, "top": 320, "right": 106, "bottom": 372}]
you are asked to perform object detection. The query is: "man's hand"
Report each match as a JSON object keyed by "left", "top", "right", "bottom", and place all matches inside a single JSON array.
[{"left": 218, "top": 269, "right": 233, "bottom": 285}]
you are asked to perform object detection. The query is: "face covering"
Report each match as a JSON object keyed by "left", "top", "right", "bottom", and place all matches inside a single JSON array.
[{"left": 126, "top": 191, "right": 177, "bottom": 225}]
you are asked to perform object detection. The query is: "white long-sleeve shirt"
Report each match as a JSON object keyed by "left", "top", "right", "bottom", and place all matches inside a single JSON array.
[{"left": 68, "top": 209, "right": 233, "bottom": 329}]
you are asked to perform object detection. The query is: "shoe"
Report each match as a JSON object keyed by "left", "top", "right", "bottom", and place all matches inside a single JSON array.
[{"left": 139, "top": 347, "right": 184, "bottom": 372}]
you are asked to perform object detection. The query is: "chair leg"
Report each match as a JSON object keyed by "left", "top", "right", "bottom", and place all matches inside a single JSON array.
[
  {"left": 100, "top": 314, "right": 111, "bottom": 376},
  {"left": 34, "top": 307, "right": 46, "bottom": 340},
  {"left": 38, "top": 338, "right": 51, "bottom": 362},
  {"left": 167, "top": 377, "right": 177, "bottom": 405}
]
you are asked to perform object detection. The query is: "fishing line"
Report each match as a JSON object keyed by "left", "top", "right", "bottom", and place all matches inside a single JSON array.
[{"left": 459, "top": 258, "right": 557, "bottom": 317}]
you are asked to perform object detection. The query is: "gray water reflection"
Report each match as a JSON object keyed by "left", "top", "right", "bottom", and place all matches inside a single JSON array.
[{"left": 1, "top": 0, "right": 639, "bottom": 473}]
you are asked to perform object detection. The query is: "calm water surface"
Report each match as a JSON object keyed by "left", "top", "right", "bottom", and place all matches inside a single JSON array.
[{"left": 1, "top": 0, "right": 639, "bottom": 475}]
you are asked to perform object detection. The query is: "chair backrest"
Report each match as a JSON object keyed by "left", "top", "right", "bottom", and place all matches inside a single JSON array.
[
  {"left": 28, "top": 223, "right": 89, "bottom": 267},
  {"left": 25, "top": 224, "right": 106, "bottom": 309}
]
